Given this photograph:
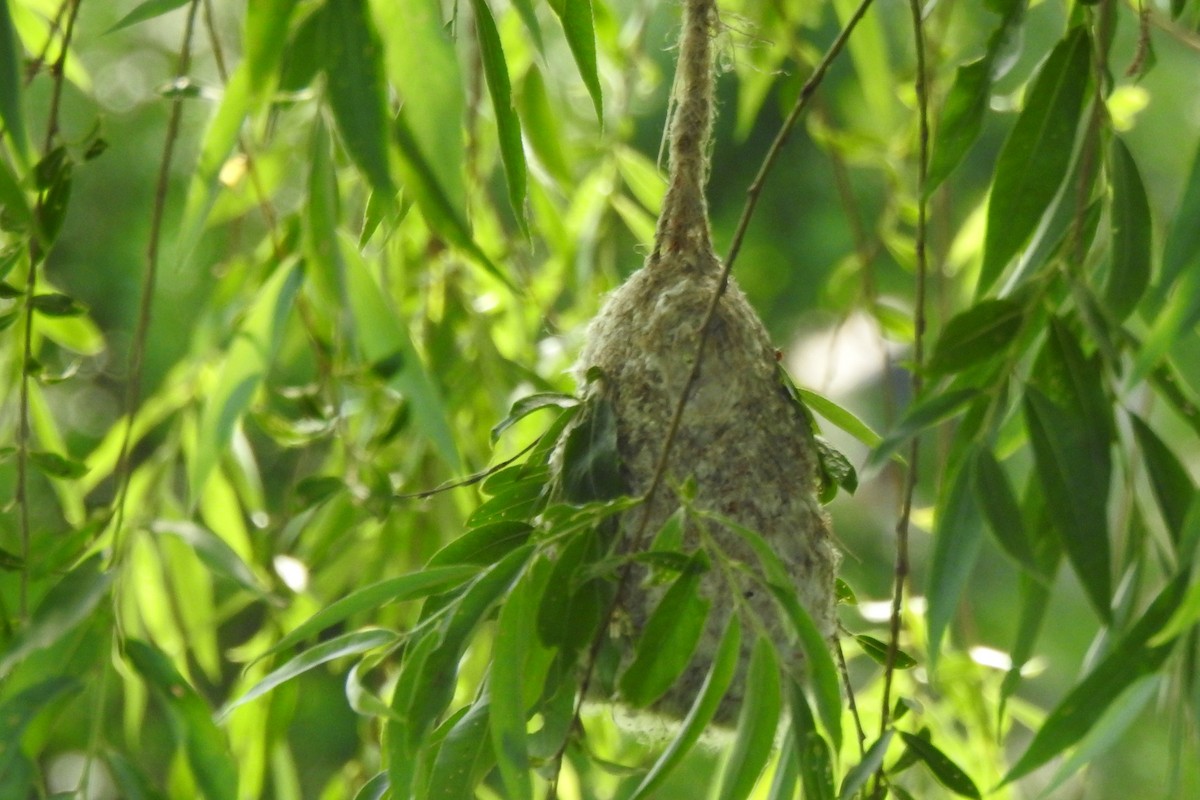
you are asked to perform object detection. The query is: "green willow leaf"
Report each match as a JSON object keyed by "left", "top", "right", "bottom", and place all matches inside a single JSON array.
[
  {"left": 898, "top": 731, "right": 981, "bottom": 798},
  {"left": 490, "top": 392, "right": 579, "bottom": 444},
  {"left": 0, "top": 556, "right": 112, "bottom": 681},
  {"left": 716, "top": 636, "right": 782, "bottom": 800},
  {"left": 981, "top": 26, "right": 1090, "bottom": 291},
  {"left": 259, "top": 566, "right": 477, "bottom": 663},
  {"left": 0, "top": 1, "right": 28, "bottom": 160},
  {"left": 490, "top": 572, "right": 536, "bottom": 800},
  {"left": 629, "top": 616, "right": 741, "bottom": 798},
  {"left": 223, "top": 629, "right": 397, "bottom": 717},
  {"left": 243, "top": 0, "right": 299, "bottom": 95},
  {"left": 838, "top": 731, "right": 894, "bottom": 800},
  {"left": 550, "top": 0, "right": 603, "bottom": 124},
  {"left": 520, "top": 66, "right": 571, "bottom": 184},
  {"left": 867, "top": 388, "right": 978, "bottom": 471},
  {"left": 426, "top": 701, "right": 494, "bottom": 800},
  {"left": 619, "top": 554, "right": 712, "bottom": 707},
  {"left": 798, "top": 387, "right": 883, "bottom": 448},
  {"left": 153, "top": 520, "right": 265, "bottom": 596},
  {"left": 1159, "top": 136, "right": 1200, "bottom": 296},
  {"left": 1105, "top": 137, "right": 1151, "bottom": 321},
  {"left": 428, "top": 520, "right": 533, "bottom": 567},
  {"left": 469, "top": 0, "right": 526, "bottom": 229},
  {"left": 562, "top": 393, "right": 625, "bottom": 503},
  {"left": 105, "top": 0, "right": 190, "bottom": 34},
  {"left": 1130, "top": 414, "right": 1195, "bottom": 544},
  {"left": 323, "top": 0, "right": 393, "bottom": 195},
  {"left": 854, "top": 634, "right": 917, "bottom": 670},
  {"left": 189, "top": 260, "right": 302, "bottom": 501},
  {"left": 1004, "top": 570, "right": 1191, "bottom": 783},
  {"left": 972, "top": 447, "right": 1038, "bottom": 572},
  {"left": 127, "top": 640, "right": 238, "bottom": 800},
  {"left": 1024, "top": 388, "right": 1112, "bottom": 620},
  {"left": 0, "top": 677, "right": 81, "bottom": 780},
  {"left": 927, "top": 299, "right": 1023, "bottom": 375},
  {"left": 926, "top": 57, "right": 991, "bottom": 193},
  {"left": 787, "top": 680, "right": 835, "bottom": 800},
  {"left": 28, "top": 450, "right": 88, "bottom": 479},
  {"left": 927, "top": 453, "right": 986, "bottom": 667}
]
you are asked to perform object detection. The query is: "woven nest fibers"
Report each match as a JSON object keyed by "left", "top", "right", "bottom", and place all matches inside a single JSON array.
[{"left": 573, "top": 245, "right": 840, "bottom": 724}]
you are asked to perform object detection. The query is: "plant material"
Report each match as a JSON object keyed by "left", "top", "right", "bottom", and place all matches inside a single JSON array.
[{"left": 570, "top": 0, "right": 838, "bottom": 723}]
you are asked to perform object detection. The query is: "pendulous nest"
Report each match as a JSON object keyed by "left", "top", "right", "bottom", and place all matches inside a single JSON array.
[{"left": 570, "top": 0, "right": 839, "bottom": 724}]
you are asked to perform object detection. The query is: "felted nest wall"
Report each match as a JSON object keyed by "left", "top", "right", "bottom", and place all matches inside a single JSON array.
[{"left": 570, "top": 0, "right": 839, "bottom": 723}]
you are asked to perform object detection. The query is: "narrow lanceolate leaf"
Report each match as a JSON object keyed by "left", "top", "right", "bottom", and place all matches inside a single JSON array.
[
  {"left": 1105, "top": 137, "right": 1151, "bottom": 321},
  {"left": 426, "top": 701, "right": 494, "bottom": 800},
  {"left": 223, "top": 629, "right": 397, "bottom": 717},
  {"left": 1159, "top": 136, "right": 1200, "bottom": 296},
  {"left": 127, "top": 640, "right": 238, "bottom": 800},
  {"left": 972, "top": 447, "right": 1038, "bottom": 573},
  {"left": 105, "top": 0, "right": 190, "bottom": 34},
  {"left": 561, "top": 394, "right": 625, "bottom": 503},
  {"left": 0, "top": 0, "right": 28, "bottom": 160},
  {"left": 1024, "top": 388, "right": 1112, "bottom": 620},
  {"left": 927, "top": 298, "right": 1023, "bottom": 375},
  {"left": 628, "top": 615, "right": 741, "bottom": 800},
  {"left": 189, "top": 261, "right": 302, "bottom": 501},
  {"left": 798, "top": 387, "right": 883, "bottom": 448},
  {"left": 551, "top": 0, "right": 603, "bottom": 124},
  {"left": 243, "top": 0, "right": 300, "bottom": 95},
  {"left": 867, "top": 388, "right": 978, "bottom": 471},
  {"left": 787, "top": 681, "right": 835, "bottom": 800},
  {"left": 981, "top": 26, "right": 1091, "bottom": 292},
  {"left": 619, "top": 554, "right": 712, "bottom": 707},
  {"left": 898, "top": 732, "right": 981, "bottom": 798},
  {"left": 927, "top": 57, "right": 991, "bottom": 193},
  {"left": 260, "top": 566, "right": 477, "bottom": 663},
  {"left": 716, "top": 636, "right": 782, "bottom": 800},
  {"left": 0, "top": 556, "right": 112, "bottom": 680},
  {"left": 469, "top": 0, "right": 526, "bottom": 229},
  {"left": 323, "top": 0, "right": 393, "bottom": 195},
  {"left": 1004, "top": 570, "right": 1191, "bottom": 783},
  {"left": 489, "top": 571, "right": 538, "bottom": 800},
  {"left": 854, "top": 634, "right": 917, "bottom": 669},
  {"left": 1129, "top": 414, "right": 1195, "bottom": 544},
  {"left": 838, "top": 731, "right": 894, "bottom": 800},
  {"left": 490, "top": 392, "right": 578, "bottom": 443},
  {"left": 927, "top": 453, "right": 986, "bottom": 668}
]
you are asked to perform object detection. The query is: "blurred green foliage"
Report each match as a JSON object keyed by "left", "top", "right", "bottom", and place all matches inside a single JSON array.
[{"left": 2, "top": 0, "right": 1200, "bottom": 798}]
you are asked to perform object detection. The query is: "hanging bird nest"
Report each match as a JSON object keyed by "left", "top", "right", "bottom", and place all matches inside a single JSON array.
[{"left": 569, "top": 0, "right": 840, "bottom": 723}]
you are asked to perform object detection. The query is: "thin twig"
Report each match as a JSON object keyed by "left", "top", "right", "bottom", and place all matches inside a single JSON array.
[
  {"left": 836, "top": 635, "right": 868, "bottom": 757},
  {"left": 877, "top": 0, "right": 929, "bottom": 764},
  {"left": 15, "top": 0, "right": 82, "bottom": 618},
  {"left": 110, "top": 0, "right": 202, "bottom": 564}
]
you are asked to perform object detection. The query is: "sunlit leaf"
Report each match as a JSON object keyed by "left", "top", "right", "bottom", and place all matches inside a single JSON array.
[
  {"left": 223, "top": 629, "right": 397, "bottom": 717},
  {"left": 490, "top": 392, "right": 578, "bottom": 443},
  {"left": 838, "top": 731, "right": 894, "bottom": 800},
  {"left": 798, "top": 387, "right": 882, "bottom": 448},
  {"left": 550, "top": 0, "right": 603, "bottom": 123},
  {"left": 898, "top": 731, "right": 981, "bottom": 798},
  {"left": 127, "top": 640, "right": 238, "bottom": 800},
  {"left": 629, "top": 614, "right": 740, "bottom": 799},
  {"left": 619, "top": 553, "right": 712, "bottom": 707},
  {"left": 1105, "top": 137, "right": 1151, "bottom": 321},
  {"left": 189, "top": 260, "right": 302, "bottom": 501},
  {"left": 425, "top": 701, "right": 493, "bottom": 800},
  {"left": 489, "top": 571, "right": 537, "bottom": 800},
  {"left": 105, "top": 0, "right": 190, "bottom": 34},
  {"left": 0, "top": 1, "right": 28, "bottom": 160},
  {"left": 854, "top": 634, "right": 917, "bottom": 670},
  {"left": 0, "top": 556, "right": 112, "bottom": 681},
  {"left": 244, "top": 0, "right": 299, "bottom": 95},
  {"left": 153, "top": 520, "right": 265, "bottom": 596},
  {"left": 0, "top": 677, "right": 81, "bottom": 781},
  {"left": 716, "top": 635, "right": 781, "bottom": 800},
  {"left": 981, "top": 26, "right": 1090, "bottom": 291}
]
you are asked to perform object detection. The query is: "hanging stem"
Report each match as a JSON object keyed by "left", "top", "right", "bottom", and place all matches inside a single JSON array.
[{"left": 877, "top": 0, "right": 929, "bottom": 769}]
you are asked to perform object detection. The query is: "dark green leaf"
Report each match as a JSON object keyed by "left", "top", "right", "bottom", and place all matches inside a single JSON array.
[
  {"left": 867, "top": 388, "right": 978, "bottom": 471},
  {"left": 351, "top": 773, "right": 389, "bottom": 800},
  {"left": 490, "top": 572, "right": 537, "bottom": 800},
  {"left": 627, "top": 615, "right": 740, "bottom": 799},
  {"left": 1004, "top": 570, "right": 1191, "bottom": 783},
  {"left": 0, "top": 1, "right": 27, "bottom": 159},
  {"left": 716, "top": 635, "right": 782, "bottom": 800},
  {"left": 105, "top": 0, "right": 190, "bottom": 33},
  {"left": 127, "top": 640, "right": 239, "bottom": 800},
  {"left": 244, "top": 0, "right": 300, "bottom": 95},
  {"left": 29, "top": 450, "right": 89, "bottom": 479},
  {"left": 490, "top": 392, "right": 578, "bottom": 443},
  {"left": 815, "top": 437, "right": 857, "bottom": 502},
  {"left": 36, "top": 162, "right": 72, "bottom": 245},
  {"left": 1024, "top": 387, "right": 1111, "bottom": 620},
  {"left": 1105, "top": 137, "right": 1151, "bottom": 321},
  {"left": 898, "top": 731, "right": 981, "bottom": 798},
  {"left": 1159, "top": 136, "right": 1200, "bottom": 295},
  {"left": 981, "top": 27, "right": 1090, "bottom": 291},
  {"left": 323, "top": 0, "right": 393, "bottom": 195},
  {"left": 0, "top": 556, "right": 112, "bottom": 680},
  {"left": 854, "top": 634, "right": 917, "bottom": 669},
  {"left": 31, "top": 293, "right": 86, "bottom": 317},
  {"left": 928, "top": 453, "right": 986, "bottom": 667},
  {"left": 927, "top": 58, "right": 991, "bottom": 192},
  {"left": 838, "top": 731, "right": 894, "bottom": 800},
  {"left": 34, "top": 147, "right": 69, "bottom": 190},
  {"left": 428, "top": 520, "right": 533, "bottom": 567},
  {"left": 972, "top": 447, "right": 1038, "bottom": 572},
  {"left": 562, "top": 394, "right": 625, "bottom": 503},
  {"left": 296, "top": 475, "right": 346, "bottom": 508},
  {"left": 550, "top": 0, "right": 603, "bottom": 124},
  {"left": 425, "top": 701, "right": 494, "bottom": 800},
  {"left": 785, "top": 680, "right": 835, "bottom": 800},
  {"left": 469, "top": 0, "right": 526, "bottom": 229},
  {"left": 619, "top": 554, "right": 712, "bottom": 707},
  {"left": 1130, "top": 414, "right": 1195, "bottom": 544},
  {"left": 835, "top": 578, "right": 858, "bottom": 605},
  {"left": 927, "top": 299, "right": 1023, "bottom": 375}
]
